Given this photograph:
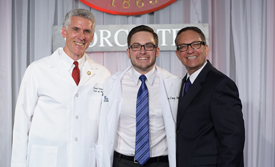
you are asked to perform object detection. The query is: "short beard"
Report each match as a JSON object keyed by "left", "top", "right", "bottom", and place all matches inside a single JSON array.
[{"left": 129, "top": 52, "right": 157, "bottom": 74}]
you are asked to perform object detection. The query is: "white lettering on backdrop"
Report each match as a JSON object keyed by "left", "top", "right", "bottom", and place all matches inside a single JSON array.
[{"left": 52, "top": 24, "right": 208, "bottom": 52}]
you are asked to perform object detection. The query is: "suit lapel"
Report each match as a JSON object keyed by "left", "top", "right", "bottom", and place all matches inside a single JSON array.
[
  {"left": 176, "top": 80, "right": 202, "bottom": 127},
  {"left": 176, "top": 61, "right": 213, "bottom": 127},
  {"left": 178, "top": 75, "right": 187, "bottom": 101}
]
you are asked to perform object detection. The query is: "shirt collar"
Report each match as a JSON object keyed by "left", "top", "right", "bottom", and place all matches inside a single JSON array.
[
  {"left": 187, "top": 61, "right": 207, "bottom": 84},
  {"left": 131, "top": 66, "right": 156, "bottom": 86},
  {"left": 60, "top": 48, "right": 86, "bottom": 71}
]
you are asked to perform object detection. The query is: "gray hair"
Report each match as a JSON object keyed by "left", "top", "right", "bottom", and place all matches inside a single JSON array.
[{"left": 63, "top": 9, "right": 96, "bottom": 33}]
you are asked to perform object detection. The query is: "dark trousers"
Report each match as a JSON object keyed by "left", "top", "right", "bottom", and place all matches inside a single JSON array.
[{"left": 112, "top": 151, "right": 169, "bottom": 167}]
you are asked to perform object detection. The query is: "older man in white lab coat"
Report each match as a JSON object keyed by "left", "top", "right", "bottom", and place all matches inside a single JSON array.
[
  {"left": 97, "top": 25, "right": 181, "bottom": 167},
  {"left": 11, "top": 9, "right": 110, "bottom": 167}
]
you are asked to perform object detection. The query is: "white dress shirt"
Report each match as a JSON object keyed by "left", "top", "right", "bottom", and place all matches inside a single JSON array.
[
  {"left": 114, "top": 66, "right": 168, "bottom": 157},
  {"left": 187, "top": 61, "right": 207, "bottom": 83},
  {"left": 60, "top": 49, "right": 85, "bottom": 76}
]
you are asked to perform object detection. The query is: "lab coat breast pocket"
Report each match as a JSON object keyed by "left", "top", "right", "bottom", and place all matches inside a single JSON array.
[{"left": 85, "top": 86, "right": 103, "bottom": 120}]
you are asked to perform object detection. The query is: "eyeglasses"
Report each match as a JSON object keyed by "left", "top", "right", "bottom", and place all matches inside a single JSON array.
[
  {"left": 129, "top": 43, "right": 157, "bottom": 51},
  {"left": 177, "top": 41, "right": 205, "bottom": 52}
]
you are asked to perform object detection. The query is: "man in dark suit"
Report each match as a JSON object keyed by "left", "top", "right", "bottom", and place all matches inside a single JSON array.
[{"left": 175, "top": 26, "right": 245, "bottom": 167}]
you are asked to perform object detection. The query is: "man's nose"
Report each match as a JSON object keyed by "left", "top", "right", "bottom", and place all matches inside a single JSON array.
[
  {"left": 78, "top": 31, "right": 85, "bottom": 40},
  {"left": 140, "top": 45, "right": 147, "bottom": 53},
  {"left": 186, "top": 44, "right": 194, "bottom": 53}
]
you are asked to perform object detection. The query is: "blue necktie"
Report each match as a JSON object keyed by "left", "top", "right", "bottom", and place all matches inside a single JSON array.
[
  {"left": 183, "top": 78, "right": 191, "bottom": 97},
  {"left": 135, "top": 75, "right": 150, "bottom": 166}
]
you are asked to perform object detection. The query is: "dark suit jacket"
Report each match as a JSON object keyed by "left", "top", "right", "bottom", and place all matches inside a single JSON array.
[{"left": 176, "top": 61, "right": 245, "bottom": 167}]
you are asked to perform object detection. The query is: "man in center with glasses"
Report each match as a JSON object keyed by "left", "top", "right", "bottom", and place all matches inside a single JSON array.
[{"left": 97, "top": 25, "right": 181, "bottom": 167}]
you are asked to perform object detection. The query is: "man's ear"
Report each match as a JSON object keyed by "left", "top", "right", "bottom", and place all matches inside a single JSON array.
[
  {"left": 62, "top": 26, "right": 66, "bottom": 38},
  {"left": 205, "top": 44, "right": 209, "bottom": 56},
  {"left": 155, "top": 47, "right": 160, "bottom": 58},
  {"left": 175, "top": 50, "right": 181, "bottom": 60},
  {"left": 126, "top": 48, "right": 131, "bottom": 59}
]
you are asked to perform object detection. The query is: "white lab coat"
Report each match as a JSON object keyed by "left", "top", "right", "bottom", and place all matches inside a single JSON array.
[
  {"left": 96, "top": 66, "right": 181, "bottom": 167},
  {"left": 11, "top": 48, "right": 110, "bottom": 167}
]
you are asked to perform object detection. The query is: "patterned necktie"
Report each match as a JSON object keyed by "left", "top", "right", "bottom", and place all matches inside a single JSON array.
[
  {"left": 135, "top": 75, "right": 150, "bottom": 166},
  {"left": 72, "top": 61, "right": 80, "bottom": 85},
  {"left": 183, "top": 77, "right": 191, "bottom": 97}
]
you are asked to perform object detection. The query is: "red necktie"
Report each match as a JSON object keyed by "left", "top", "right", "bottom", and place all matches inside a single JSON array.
[{"left": 72, "top": 61, "right": 80, "bottom": 85}]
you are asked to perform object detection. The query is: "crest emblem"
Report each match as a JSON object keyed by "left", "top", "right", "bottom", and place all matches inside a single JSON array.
[{"left": 80, "top": 0, "right": 177, "bottom": 15}]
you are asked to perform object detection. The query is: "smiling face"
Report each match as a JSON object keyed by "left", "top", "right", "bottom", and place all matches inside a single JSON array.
[
  {"left": 175, "top": 30, "right": 209, "bottom": 75},
  {"left": 127, "top": 31, "right": 160, "bottom": 74},
  {"left": 62, "top": 16, "right": 94, "bottom": 60}
]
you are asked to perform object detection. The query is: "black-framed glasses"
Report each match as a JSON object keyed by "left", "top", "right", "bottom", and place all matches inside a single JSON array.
[
  {"left": 129, "top": 43, "right": 157, "bottom": 51},
  {"left": 177, "top": 41, "right": 205, "bottom": 52}
]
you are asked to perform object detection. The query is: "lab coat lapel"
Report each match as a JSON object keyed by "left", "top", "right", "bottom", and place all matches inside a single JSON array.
[
  {"left": 49, "top": 48, "right": 74, "bottom": 85},
  {"left": 106, "top": 67, "right": 131, "bottom": 145},
  {"left": 78, "top": 56, "right": 94, "bottom": 87},
  {"left": 163, "top": 76, "right": 172, "bottom": 93},
  {"left": 157, "top": 67, "right": 175, "bottom": 122},
  {"left": 107, "top": 66, "right": 131, "bottom": 107}
]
